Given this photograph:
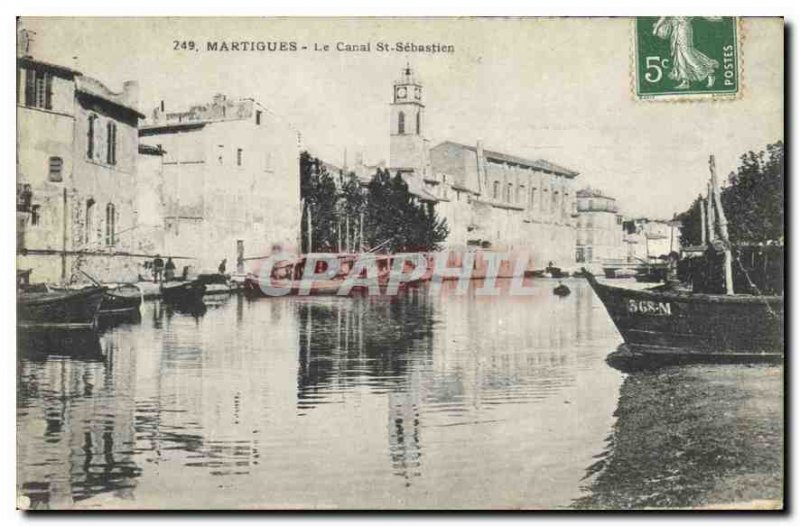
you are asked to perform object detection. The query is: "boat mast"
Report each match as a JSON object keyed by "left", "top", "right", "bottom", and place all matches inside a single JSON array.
[
  {"left": 699, "top": 196, "right": 706, "bottom": 245},
  {"left": 708, "top": 155, "right": 734, "bottom": 295},
  {"left": 706, "top": 182, "right": 716, "bottom": 242}
]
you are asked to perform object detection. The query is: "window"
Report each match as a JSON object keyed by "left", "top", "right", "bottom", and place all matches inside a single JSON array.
[
  {"left": 398, "top": 111, "right": 405, "bottom": 135},
  {"left": 530, "top": 187, "right": 537, "bottom": 210},
  {"left": 237, "top": 148, "right": 243, "bottom": 166},
  {"left": 416, "top": 111, "right": 421, "bottom": 134},
  {"left": 518, "top": 185, "right": 524, "bottom": 204},
  {"left": 255, "top": 110, "right": 262, "bottom": 125},
  {"left": 17, "top": 184, "right": 32, "bottom": 212},
  {"left": 24, "top": 68, "right": 52, "bottom": 110},
  {"left": 105, "top": 203, "right": 116, "bottom": 247},
  {"left": 87, "top": 114, "right": 97, "bottom": 159},
  {"left": 106, "top": 122, "right": 117, "bottom": 165},
  {"left": 492, "top": 181, "right": 499, "bottom": 199},
  {"left": 506, "top": 183, "right": 513, "bottom": 203},
  {"left": 48, "top": 157, "right": 63, "bottom": 182},
  {"left": 85, "top": 199, "right": 95, "bottom": 245}
]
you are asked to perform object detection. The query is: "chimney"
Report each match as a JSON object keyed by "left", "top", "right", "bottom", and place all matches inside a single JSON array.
[{"left": 123, "top": 80, "right": 139, "bottom": 110}]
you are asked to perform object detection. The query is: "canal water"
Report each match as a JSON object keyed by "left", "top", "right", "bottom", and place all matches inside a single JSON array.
[{"left": 16, "top": 279, "right": 783, "bottom": 509}]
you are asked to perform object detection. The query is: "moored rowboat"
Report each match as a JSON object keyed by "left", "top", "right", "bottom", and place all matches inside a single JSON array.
[
  {"left": 18, "top": 286, "right": 107, "bottom": 329},
  {"left": 100, "top": 283, "right": 143, "bottom": 315},
  {"left": 161, "top": 279, "right": 206, "bottom": 304}
]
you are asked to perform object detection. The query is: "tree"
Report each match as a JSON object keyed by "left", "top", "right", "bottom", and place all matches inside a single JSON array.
[
  {"left": 300, "top": 151, "right": 449, "bottom": 253},
  {"left": 363, "top": 170, "right": 448, "bottom": 252},
  {"left": 678, "top": 142, "right": 784, "bottom": 247},
  {"left": 300, "top": 152, "right": 339, "bottom": 252}
]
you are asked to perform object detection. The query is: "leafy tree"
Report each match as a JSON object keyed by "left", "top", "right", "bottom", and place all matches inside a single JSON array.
[
  {"left": 340, "top": 172, "right": 366, "bottom": 251},
  {"left": 364, "top": 170, "right": 448, "bottom": 252},
  {"left": 300, "top": 152, "right": 449, "bottom": 253},
  {"left": 300, "top": 152, "right": 338, "bottom": 252},
  {"left": 678, "top": 142, "right": 784, "bottom": 247}
]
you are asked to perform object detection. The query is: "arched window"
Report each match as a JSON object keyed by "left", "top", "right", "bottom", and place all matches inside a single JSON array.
[
  {"left": 416, "top": 111, "right": 421, "bottom": 134},
  {"left": 506, "top": 183, "right": 513, "bottom": 203},
  {"left": 530, "top": 187, "right": 537, "bottom": 210},
  {"left": 553, "top": 190, "right": 560, "bottom": 217},
  {"left": 492, "top": 181, "right": 499, "bottom": 199},
  {"left": 87, "top": 114, "right": 97, "bottom": 159},
  {"left": 105, "top": 203, "right": 116, "bottom": 247},
  {"left": 106, "top": 122, "right": 117, "bottom": 165},
  {"left": 85, "top": 198, "right": 95, "bottom": 245},
  {"left": 398, "top": 111, "right": 405, "bottom": 135}
]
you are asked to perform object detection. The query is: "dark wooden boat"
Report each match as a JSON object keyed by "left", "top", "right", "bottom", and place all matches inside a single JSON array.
[
  {"left": 99, "top": 284, "right": 143, "bottom": 315},
  {"left": 634, "top": 265, "right": 668, "bottom": 283},
  {"left": 18, "top": 286, "right": 106, "bottom": 329},
  {"left": 161, "top": 279, "right": 206, "bottom": 304},
  {"left": 196, "top": 273, "right": 234, "bottom": 295},
  {"left": 585, "top": 272, "right": 783, "bottom": 361}
]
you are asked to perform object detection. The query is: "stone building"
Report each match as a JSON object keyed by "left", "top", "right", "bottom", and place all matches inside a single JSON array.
[
  {"left": 574, "top": 187, "right": 625, "bottom": 265},
  {"left": 17, "top": 47, "right": 144, "bottom": 283},
  {"left": 139, "top": 94, "right": 301, "bottom": 274},
  {"left": 623, "top": 217, "right": 679, "bottom": 261},
  {"left": 385, "top": 65, "right": 580, "bottom": 270},
  {"left": 134, "top": 144, "right": 166, "bottom": 258}
]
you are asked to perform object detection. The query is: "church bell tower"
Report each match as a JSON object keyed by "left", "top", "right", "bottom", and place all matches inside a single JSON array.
[{"left": 389, "top": 64, "right": 428, "bottom": 175}]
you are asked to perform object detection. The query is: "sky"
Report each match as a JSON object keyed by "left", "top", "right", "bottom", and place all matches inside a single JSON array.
[{"left": 19, "top": 17, "right": 783, "bottom": 219}]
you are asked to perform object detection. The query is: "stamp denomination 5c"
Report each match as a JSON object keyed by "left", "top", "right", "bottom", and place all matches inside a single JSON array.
[{"left": 635, "top": 17, "right": 739, "bottom": 100}]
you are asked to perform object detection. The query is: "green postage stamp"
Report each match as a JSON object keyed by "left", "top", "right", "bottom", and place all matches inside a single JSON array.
[{"left": 635, "top": 17, "right": 740, "bottom": 100}]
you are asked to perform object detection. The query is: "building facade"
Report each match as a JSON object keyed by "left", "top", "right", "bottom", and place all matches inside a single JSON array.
[
  {"left": 574, "top": 187, "right": 625, "bottom": 265},
  {"left": 17, "top": 50, "right": 144, "bottom": 283},
  {"left": 384, "top": 65, "right": 580, "bottom": 270},
  {"left": 623, "top": 218, "right": 679, "bottom": 261},
  {"left": 139, "top": 94, "right": 301, "bottom": 274}
]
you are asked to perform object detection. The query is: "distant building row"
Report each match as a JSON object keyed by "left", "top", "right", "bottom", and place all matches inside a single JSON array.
[{"left": 17, "top": 38, "right": 673, "bottom": 284}]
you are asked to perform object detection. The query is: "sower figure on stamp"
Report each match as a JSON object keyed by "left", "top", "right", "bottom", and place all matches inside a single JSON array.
[{"left": 652, "top": 16, "right": 721, "bottom": 89}]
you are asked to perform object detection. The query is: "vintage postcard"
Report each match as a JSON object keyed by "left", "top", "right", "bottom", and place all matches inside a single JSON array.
[{"left": 15, "top": 17, "right": 784, "bottom": 510}]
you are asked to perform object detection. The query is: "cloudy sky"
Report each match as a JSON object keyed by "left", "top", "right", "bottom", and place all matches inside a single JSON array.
[{"left": 20, "top": 17, "right": 783, "bottom": 219}]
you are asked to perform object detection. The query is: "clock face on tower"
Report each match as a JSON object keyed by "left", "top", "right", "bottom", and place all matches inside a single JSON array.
[{"left": 396, "top": 86, "right": 407, "bottom": 100}]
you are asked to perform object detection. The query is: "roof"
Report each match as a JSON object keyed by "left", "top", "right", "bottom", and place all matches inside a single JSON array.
[
  {"left": 74, "top": 76, "right": 144, "bottom": 118},
  {"left": 19, "top": 56, "right": 145, "bottom": 119},
  {"left": 576, "top": 187, "right": 615, "bottom": 199},
  {"left": 139, "top": 122, "right": 207, "bottom": 136},
  {"left": 17, "top": 56, "right": 80, "bottom": 78},
  {"left": 435, "top": 141, "right": 580, "bottom": 178}
]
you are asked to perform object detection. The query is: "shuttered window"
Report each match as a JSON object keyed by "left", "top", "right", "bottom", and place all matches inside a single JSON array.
[
  {"left": 106, "top": 122, "right": 117, "bottom": 165},
  {"left": 24, "top": 68, "right": 52, "bottom": 110},
  {"left": 48, "top": 156, "right": 63, "bottom": 182},
  {"left": 105, "top": 203, "right": 116, "bottom": 247}
]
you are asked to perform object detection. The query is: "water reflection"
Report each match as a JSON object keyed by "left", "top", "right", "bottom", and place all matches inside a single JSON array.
[
  {"left": 17, "top": 329, "right": 140, "bottom": 508},
  {"left": 19, "top": 280, "right": 630, "bottom": 509},
  {"left": 574, "top": 364, "right": 784, "bottom": 509}
]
